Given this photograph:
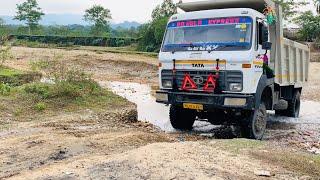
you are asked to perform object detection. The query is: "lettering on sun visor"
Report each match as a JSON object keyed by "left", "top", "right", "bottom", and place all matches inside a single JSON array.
[{"left": 167, "top": 17, "right": 251, "bottom": 28}]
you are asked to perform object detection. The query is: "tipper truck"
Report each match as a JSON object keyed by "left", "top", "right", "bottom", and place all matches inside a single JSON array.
[{"left": 156, "top": 0, "right": 310, "bottom": 139}]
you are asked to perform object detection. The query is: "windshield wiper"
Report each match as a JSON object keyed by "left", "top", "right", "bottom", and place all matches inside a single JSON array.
[{"left": 213, "top": 42, "right": 249, "bottom": 51}]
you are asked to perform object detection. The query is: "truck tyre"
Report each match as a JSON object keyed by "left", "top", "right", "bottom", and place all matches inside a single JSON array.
[
  {"left": 287, "top": 91, "right": 301, "bottom": 118},
  {"left": 169, "top": 105, "right": 196, "bottom": 130},
  {"left": 275, "top": 91, "right": 301, "bottom": 118},
  {"left": 241, "top": 102, "right": 267, "bottom": 140}
]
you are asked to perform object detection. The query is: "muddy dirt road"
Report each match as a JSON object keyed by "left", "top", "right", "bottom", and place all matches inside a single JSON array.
[{"left": 1, "top": 47, "right": 320, "bottom": 179}]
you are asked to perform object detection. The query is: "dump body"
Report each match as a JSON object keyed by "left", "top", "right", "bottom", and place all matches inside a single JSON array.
[{"left": 274, "top": 38, "right": 310, "bottom": 87}]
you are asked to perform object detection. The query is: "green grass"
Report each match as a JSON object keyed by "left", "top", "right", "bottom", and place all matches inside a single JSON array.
[
  {"left": 0, "top": 66, "right": 41, "bottom": 86},
  {"left": 211, "top": 139, "right": 320, "bottom": 177},
  {"left": 0, "top": 67, "right": 22, "bottom": 76},
  {"left": 12, "top": 40, "right": 158, "bottom": 58},
  {"left": 0, "top": 80, "right": 128, "bottom": 119},
  {"left": 216, "top": 139, "right": 265, "bottom": 154},
  {"left": 251, "top": 150, "right": 320, "bottom": 178}
]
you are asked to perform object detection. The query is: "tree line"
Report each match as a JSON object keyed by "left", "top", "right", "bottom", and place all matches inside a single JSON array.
[{"left": 0, "top": 0, "right": 320, "bottom": 52}]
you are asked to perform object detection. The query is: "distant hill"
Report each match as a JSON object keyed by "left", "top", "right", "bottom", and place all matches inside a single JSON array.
[{"left": 0, "top": 14, "right": 141, "bottom": 29}]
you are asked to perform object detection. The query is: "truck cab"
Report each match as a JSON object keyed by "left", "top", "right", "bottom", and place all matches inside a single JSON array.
[{"left": 156, "top": 0, "right": 310, "bottom": 140}]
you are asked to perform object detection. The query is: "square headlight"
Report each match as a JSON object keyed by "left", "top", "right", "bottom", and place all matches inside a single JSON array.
[
  {"left": 229, "top": 83, "right": 242, "bottom": 92},
  {"left": 156, "top": 92, "right": 168, "bottom": 102},
  {"left": 162, "top": 80, "right": 173, "bottom": 88}
]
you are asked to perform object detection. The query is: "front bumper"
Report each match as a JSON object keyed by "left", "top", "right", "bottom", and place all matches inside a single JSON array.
[{"left": 156, "top": 90, "right": 255, "bottom": 110}]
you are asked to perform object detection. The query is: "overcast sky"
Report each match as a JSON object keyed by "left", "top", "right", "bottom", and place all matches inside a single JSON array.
[
  {"left": 0, "top": 0, "right": 181, "bottom": 23},
  {"left": 0, "top": 0, "right": 316, "bottom": 23}
]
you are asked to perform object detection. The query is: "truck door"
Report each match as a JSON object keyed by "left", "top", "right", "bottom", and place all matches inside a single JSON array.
[
  {"left": 256, "top": 20, "right": 269, "bottom": 59},
  {"left": 255, "top": 20, "right": 271, "bottom": 70}
]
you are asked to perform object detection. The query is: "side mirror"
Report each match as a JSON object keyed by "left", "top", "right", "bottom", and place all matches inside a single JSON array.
[
  {"left": 261, "top": 26, "right": 269, "bottom": 43},
  {"left": 262, "top": 42, "right": 272, "bottom": 50}
]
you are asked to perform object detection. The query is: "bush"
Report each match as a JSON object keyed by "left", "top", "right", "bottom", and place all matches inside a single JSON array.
[
  {"left": 25, "top": 55, "right": 102, "bottom": 103},
  {"left": 24, "top": 79, "right": 101, "bottom": 99},
  {"left": 24, "top": 83, "right": 50, "bottom": 99},
  {"left": 34, "top": 102, "right": 46, "bottom": 111},
  {"left": 0, "top": 83, "right": 11, "bottom": 95}
]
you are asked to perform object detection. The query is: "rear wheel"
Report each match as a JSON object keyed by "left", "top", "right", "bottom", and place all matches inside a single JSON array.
[
  {"left": 287, "top": 91, "right": 301, "bottom": 118},
  {"left": 241, "top": 102, "right": 268, "bottom": 140},
  {"left": 169, "top": 105, "right": 196, "bottom": 130},
  {"left": 275, "top": 91, "right": 301, "bottom": 118}
]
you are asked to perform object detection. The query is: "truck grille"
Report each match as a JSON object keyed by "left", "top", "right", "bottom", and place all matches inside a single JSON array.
[{"left": 161, "top": 70, "right": 242, "bottom": 92}]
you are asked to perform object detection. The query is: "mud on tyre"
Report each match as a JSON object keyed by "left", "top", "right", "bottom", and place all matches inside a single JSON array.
[
  {"left": 275, "top": 91, "right": 301, "bottom": 118},
  {"left": 241, "top": 102, "right": 268, "bottom": 140}
]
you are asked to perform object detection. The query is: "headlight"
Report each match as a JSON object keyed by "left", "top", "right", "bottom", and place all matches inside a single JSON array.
[
  {"left": 229, "top": 83, "right": 242, "bottom": 92},
  {"left": 162, "top": 80, "right": 173, "bottom": 88},
  {"left": 156, "top": 92, "right": 168, "bottom": 102}
]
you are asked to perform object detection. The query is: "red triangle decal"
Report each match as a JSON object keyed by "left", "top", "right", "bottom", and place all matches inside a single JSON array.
[
  {"left": 203, "top": 74, "right": 217, "bottom": 92},
  {"left": 181, "top": 73, "right": 197, "bottom": 90}
]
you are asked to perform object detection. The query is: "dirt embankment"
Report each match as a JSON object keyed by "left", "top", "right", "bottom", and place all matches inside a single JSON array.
[
  {"left": 0, "top": 104, "right": 175, "bottom": 179},
  {"left": 7, "top": 47, "right": 159, "bottom": 84},
  {"left": 1, "top": 46, "right": 320, "bottom": 179}
]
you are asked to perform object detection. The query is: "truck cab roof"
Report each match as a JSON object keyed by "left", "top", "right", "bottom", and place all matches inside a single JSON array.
[
  {"left": 177, "top": 0, "right": 276, "bottom": 14},
  {"left": 169, "top": 8, "right": 264, "bottom": 22}
]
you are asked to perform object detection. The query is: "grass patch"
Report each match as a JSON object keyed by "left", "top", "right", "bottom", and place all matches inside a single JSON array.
[
  {"left": 216, "top": 139, "right": 265, "bottom": 154},
  {"left": 0, "top": 67, "right": 22, "bottom": 76},
  {"left": 2, "top": 80, "right": 128, "bottom": 119},
  {"left": 22, "top": 80, "right": 127, "bottom": 109},
  {"left": 0, "top": 66, "right": 41, "bottom": 86},
  {"left": 12, "top": 40, "right": 158, "bottom": 58},
  {"left": 251, "top": 150, "right": 320, "bottom": 177},
  {"left": 0, "top": 58, "right": 130, "bottom": 122},
  {"left": 12, "top": 39, "right": 73, "bottom": 49},
  {"left": 81, "top": 47, "right": 158, "bottom": 58}
]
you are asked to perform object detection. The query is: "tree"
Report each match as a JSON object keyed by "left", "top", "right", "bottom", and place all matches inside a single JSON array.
[
  {"left": 84, "top": 5, "right": 112, "bottom": 36},
  {"left": 294, "top": 11, "right": 320, "bottom": 42},
  {"left": 14, "top": 0, "right": 45, "bottom": 35},
  {"left": 138, "top": 0, "right": 177, "bottom": 52},
  {"left": 273, "top": 0, "right": 308, "bottom": 20},
  {"left": 152, "top": 0, "right": 177, "bottom": 20}
]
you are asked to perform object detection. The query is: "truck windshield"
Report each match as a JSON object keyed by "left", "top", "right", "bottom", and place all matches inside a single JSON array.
[{"left": 162, "top": 16, "right": 253, "bottom": 52}]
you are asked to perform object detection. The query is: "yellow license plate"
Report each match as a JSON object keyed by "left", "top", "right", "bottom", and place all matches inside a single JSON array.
[{"left": 183, "top": 103, "right": 203, "bottom": 110}]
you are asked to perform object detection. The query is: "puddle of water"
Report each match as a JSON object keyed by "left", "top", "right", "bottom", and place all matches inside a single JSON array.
[
  {"left": 269, "top": 101, "right": 320, "bottom": 125},
  {"left": 103, "top": 81, "right": 320, "bottom": 134},
  {"left": 103, "top": 81, "right": 174, "bottom": 132}
]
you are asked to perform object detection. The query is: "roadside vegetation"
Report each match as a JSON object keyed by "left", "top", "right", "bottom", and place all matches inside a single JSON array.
[
  {"left": 0, "top": 66, "right": 127, "bottom": 120},
  {"left": 0, "top": 39, "right": 127, "bottom": 120}
]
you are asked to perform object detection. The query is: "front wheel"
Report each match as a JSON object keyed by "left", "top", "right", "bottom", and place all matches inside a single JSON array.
[
  {"left": 241, "top": 102, "right": 268, "bottom": 140},
  {"left": 169, "top": 105, "right": 196, "bottom": 130}
]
